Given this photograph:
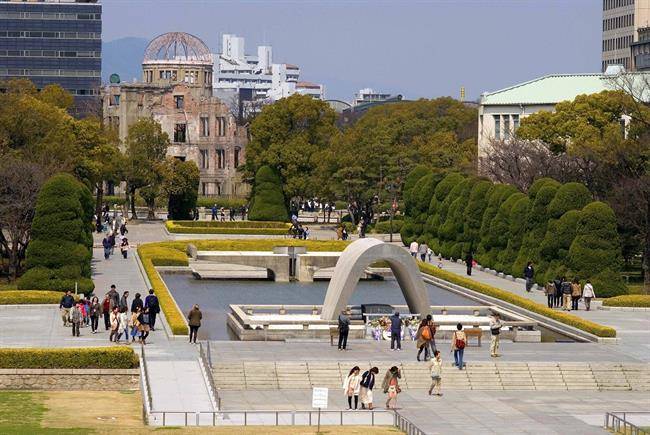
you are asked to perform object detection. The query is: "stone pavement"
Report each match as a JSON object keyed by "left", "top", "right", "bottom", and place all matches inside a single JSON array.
[{"left": 218, "top": 389, "right": 650, "bottom": 434}]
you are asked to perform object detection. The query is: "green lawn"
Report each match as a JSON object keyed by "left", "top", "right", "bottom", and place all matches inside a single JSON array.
[{"left": 0, "top": 391, "right": 88, "bottom": 434}]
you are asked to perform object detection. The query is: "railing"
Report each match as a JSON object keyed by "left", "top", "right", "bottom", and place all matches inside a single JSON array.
[
  {"left": 605, "top": 411, "right": 650, "bottom": 434},
  {"left": 394, "top": 411, "right": 427, "bottom": 435},
  {"left": 198, "top": 341, "right": 221, "bottom": 410},
  {"left": 140, "top": 344, "right": 153, "bottom": 416}
]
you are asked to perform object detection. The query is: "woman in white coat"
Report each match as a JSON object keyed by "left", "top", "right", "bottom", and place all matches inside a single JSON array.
[
  {"left": 582, "top": 280, "right": 596, "bottom": 311},
  {"left": 343, "top": 366, "right": 361, "bottom": 410}
]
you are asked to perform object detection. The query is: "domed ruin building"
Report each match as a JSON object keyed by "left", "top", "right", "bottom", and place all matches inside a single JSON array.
[{"left": 103, "top": 32, "right": 248, "bottom": 197}]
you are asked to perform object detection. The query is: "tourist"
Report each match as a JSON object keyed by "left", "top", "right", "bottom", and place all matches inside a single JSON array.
[
  {"left": 70, "top": 303, "right": 82, "bottom": 337},
  {"left": 108, "top": 232, "right": 116, "bottom": 256},
  {"left": 571, "top": 278, "right": 582, "bottom": 311},
  {"left": 131, "top": 292, "right": 143, "bottom": 313},
  {"left": 465, "top": 251, "right": 474, "bottom": 276},
  {"left": 582, "top": 280, "right": 595, "bottom": 311},
  {"left": 59, "top": 290, "right": 74, "bottom": 327},
  {"left": 116, "top": 307, "right": 128, "bottom": 342},
  {"left": 337, "top": 309, "right": 350, "bottom": 351},
  {"left": 428, "top": 350, "right": 443, "bottom": 396},
  {"left": 426, "top": 246, "right": 433, "bottom": 263},
  {"left": 229, "top": 208, "right": 235, "bottom": 221},
  {"left": 107, "top": 285, "right": 119, "bottom": 311},
  {"left": 336, "top": 226, "right": 343, "bottom": 240},
  {"left": 144, "top": 289, "right": 160, "bottom": 331},
  {"left": 138, "top": 307, "right": 151, "bottom": 345},
  {"left": 211, "top": 204, "right": 217, "bottom": 220},
  {"left": 120, "top": 237, "right": 129, "bottom": 259},
  {"left": 553, "top": 276, "right": 563, "bottom": 308},
  {"left": 89, "top": 296, "right": 101, "bottom": 334},
  {"left": 342, "top": 227, "right": 348, "bottom": 240},
  {"left": 119, "top": 291, "right": 129, "bottom": 311},
  {"left": 82, "top": 296, "right": 91, "bottom": 326},
  {"left": 359, "top": 367, "right": 379, "bottom": 410},
  {"left": 451, "top": 323, "right": 466, "bottom": 370},
  {"left": 561, "top": 277, "right": 572, "bottom": 311},
  {"left": 102, "top": 235, "right": 111, "bottom": 260},
  {"left": 426, "top": 314, "right": 437, "bottom": 355},
  {"left": 437, "top": 255, "right": 443, "bottom": 268},
  {"left": 109, "top": 307, "right": 120, "bottom": 342},
  {"left": 409, "top": 240, "right": 419, "bottom": 258},
  {"left": 523, "top": 261, "right": 535, "bottom": 292},
  {"left": 382, "top": 366, "right": 401, "bottom": 409},
  {"left": 102, "top": 294, "right": 111, "bottom": 330},
  {"left": 343, "top": 366, "right": 361, "bottom": 410},
  {"left": 418, "top": 242, "right": 428, "bottom": 262},
  {"left": 119, "top": 222, "right": 128, "bottom": 236},
  {"left": 129, "top": 307, "right": 140, "bottom": 343},
  {"left": 389, "top": 312, "right": 402, "bottom": 351},
  {"left": 544, "top": 281, "right": 555, "bottom": 308},
  {"left": 220, "top": 208, "right": 226, "bottom": 222},
  {"left": 416, "top": 318, "right": 431, "bottom": 361},
  {"left": 489, "top": 313, "right": 502, "bottom": 358},
  {"left": 303, "top": 226, "right": 310, "bottom": 240},
  {"left": 188, "top": 304, "right": 202, "bottom": 344}
]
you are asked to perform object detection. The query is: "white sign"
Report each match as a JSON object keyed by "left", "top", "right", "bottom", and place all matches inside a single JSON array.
[{"left": 312, "top": 387, "right": 328, "bottom": 409}]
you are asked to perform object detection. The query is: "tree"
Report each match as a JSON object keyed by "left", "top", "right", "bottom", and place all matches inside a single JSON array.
[
  {"left": 124, "top": 118, "right": 170, "bottom": 219},
  {"left": 425, "top": 172, "right": 464, "bottom": 252},
  {"left": 539, "top": 209, "right": 581, "bottom": 283},
  {"left": 38, "top": 84, "right": 74, "bottom": 110},
  {"left": 497, "top": 196, "right": 531, "bottom": 276},
  {"left": 489, "top": 192, "right": 526, "bottom": 273},
  {"left": 248, "top": 166, "right": 288, "bottom": 222},
  {"left": 462, "top": 180, "right": 493, "bottom": 249},
  {"left": 164, "top": 159, "right": 200, "bottom": 220},
  {"left": 476, "top": 184, "right": 518, "bottom": 267},
  {"left": 438, "top": 178, "right": 476, "bottom": 258}
]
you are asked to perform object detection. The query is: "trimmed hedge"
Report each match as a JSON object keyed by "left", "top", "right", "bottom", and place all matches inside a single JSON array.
[
  {"left": 165, "top": 220, "right": 291, "bottom": 235},
  {"left": 169, "top": 220, "right": 289, "bottom": 229},
  {"left": 196, "top": 197, "right": 247, "bottom": 209},
  {"left": 370, "top": 220, "right": 404, "bottom": 234},
  {"left": 248, "top": 166, "right": 288, "bottom": 222},
  {"left": 603, "top": 295, "right": 650, "bottom": 307},
  {"left": 0, "top": 348, "right": 139, "bottom": 369},
  {"left": 0, "top": 290, "right": 75, "bottom": 305},
  {"left": 418, "top": 261, "right": 616, "bottom": 338}
]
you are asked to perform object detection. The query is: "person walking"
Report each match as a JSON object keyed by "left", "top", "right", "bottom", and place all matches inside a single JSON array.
[
  {"left": 117, "top": 307, "right": 128, "bottom": 342},
  {"left": 119, "top": 291, "right": 129, "bottom": 311},
  {"left": 416, "top": 318, "right": 431, "bottom": 361},
  {"left": 409, "top": 240, "right": 419, "bottom": 258},
  {"left": 144, "top": 289, "right": 160, "bottom": 331},
  {"left": 337, "top": 309, "right": 350, "bottom": 351},
  {"left": 523, "top": 261, "right": 535, "bottom": 292},
  {"left": 102, "top": 235, "right": 111, "bottom": 260},
  {"left": 102, "top": 294, "right": 111, "bottom": 331},
  {"left": 107, "top": 285, "right": 119, "bottom": 311},
  {"left": 390, "top": 312, "right": 402, "bottom": 351},
  {"left": 59, "top": 290, "right": 75, "bottom": 327},
  {"left": 129, "top": 308, "right": 140, "bottom": 343},
  {"left": 188, "top": 304, "right": 202, "bottom": 344},
  {"left": 582, "top": 280, "right": 596, "bottom": 311},
  {"left": 119, "top": 222, "right": 128, "bottom": 236},
  {"left": 89, "top": 296, "right": 101, "bottom": 334},
  {"left": 465, "top": 251, "right": 474, "bottom": 276},
  {"left": 108, "top": 232, "right": 116, "bottom": 256},
  {"left": 109, "top": 307, "right": 120, "bottom": 342},
  {"left": 119, "top": 291, "right": 130, "bottom": 337},
  {"left": 426, "top": 315, "right": 437, "bottom": 355},
  {"left": 336, "top": 226, "right": 343, "bottom": 240},
  {"left": 571, "top": 278, "right": 582, "bottom": 311},
  {"left": 359, "top": 367, "right": 379, "bottom": 410},
  {"left": 382, "top": 366, "right": 401, "bottom": 409},
  {"left": 131, "top": 292, "right": 143, "bottom": 313},
  {"left": 138, "top": 308, "right": 151, "bottom": 345},
  {"left": 553, "top": 276, "right": 563, "bottom": 308},
  {"left": 451, "top": 323, "right": 467, "bottom": 370},
  {"left": 211, "top": 205, "right": 217, "bottom": 221},
  {"left": 120, "top": 238, "right": 129, "bottom": 259},
  {"left": 70, "top": 303, "right": 82, "bottom": 337},
  {"left": 544, "top": 281, "right": 555, "bottom": 308},
  {"left": 343, "top": 366, "right": 362, "bottom": 410},
  {"left": 489, "top": 313, "right": 503, "bottom": 358},
  {"left": 418, "top": 242, "right": 428, "bottom": 262},
  {"left": 561, "top": 277, "right": 572, "bottom": 311},
  {"left": 428, "top": 350, "right": 443, "bottom": 396}
]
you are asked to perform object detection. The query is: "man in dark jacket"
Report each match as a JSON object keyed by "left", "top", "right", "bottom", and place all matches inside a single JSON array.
[
  {"left": 390, "top": 312, "right": 402, "bottom": 351},
  {"left": 130, "top": 293, "right": 144, "bottom": 313},
  {"left": 119, "top": 291, "right": 129, "bottom": 311},
  {"left": 144, "top": 289, "right": 160, "bottom": 331},
  {"left": 359, "top": 367, "right": 379, "bottom": 410},
  {"left": 561, "top": 277, "right": 572, "bottom": 311},
  {"left": 107, "top": 285, "right": 119, "bottom": 310},
  {"left": 337, "top": 309, "right": 350, "bottom": 350},
  {"left": 523, "top": 262, "right": 535, "bottom": 292},
  {"left": 553, "top": 277, "right": 563, "bottom": 308},
  {"left": 465, "top": 252, "right": 474, "bottom": 276},
  {"left": 59, "top": 291, "right": 75, "bottom": 327}
]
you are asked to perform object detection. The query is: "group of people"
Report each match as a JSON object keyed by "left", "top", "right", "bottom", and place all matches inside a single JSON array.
[
  {"left": 101, "top": 223, "right": 129, "bottom": 260},
  {"left": 335, "top": 225, "right": 350, "bottom": 241},
  {"left": 409, "top": 240, "right": 432, "bottom": 262},
  {"left": 289, "top": 214, "right": 310, "bottom": 239},
  {"left": 544, "top": 277, "right": 596, "bottom": 311},
  {"left": 211, "top": 205, "right": 247, "bottom": 222}
]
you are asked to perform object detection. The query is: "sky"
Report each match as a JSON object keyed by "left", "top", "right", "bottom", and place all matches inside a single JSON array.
[{"left": 101, "top": 0, "right": 601, "bottom": 101}]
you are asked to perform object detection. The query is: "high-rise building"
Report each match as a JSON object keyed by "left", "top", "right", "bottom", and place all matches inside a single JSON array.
[
  {"left": 631, "top": 26, "right": 650, "bottom": 70},
  {"left": 0, "top": 0, "right": 102, "bottom": 117},
  {"left": 602, "top": 0, "right": 650, "bottom": 71}
]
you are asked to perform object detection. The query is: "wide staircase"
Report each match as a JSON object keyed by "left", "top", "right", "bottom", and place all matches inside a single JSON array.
[{"left": 212, "top": 361, "right": 650, "bottom": 392}]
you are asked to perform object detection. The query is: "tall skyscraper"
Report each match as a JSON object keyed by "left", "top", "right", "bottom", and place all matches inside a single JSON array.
[
  {"left": 0, "top": 0, "right": 101, "bottom": 116},
  {"left": 602, "top": 0, "right": 650, "bottom": 71}
]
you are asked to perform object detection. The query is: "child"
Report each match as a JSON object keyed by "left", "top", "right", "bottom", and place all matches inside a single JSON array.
[
  {"left": 428, "top": 350, "right": 442, "bottom": 396},
  {"left": 437, "top": 255, "right": 443, "bottom": 268}
]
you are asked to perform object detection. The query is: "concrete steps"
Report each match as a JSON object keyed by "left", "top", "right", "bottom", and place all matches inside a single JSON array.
[{"left": 211, "top": 361, "right": 650, "bottom": 392}]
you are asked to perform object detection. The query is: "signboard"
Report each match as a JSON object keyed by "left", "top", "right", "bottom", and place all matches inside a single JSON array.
[{"left": 312, "top": 387, "right": 328, "bottom": 409}]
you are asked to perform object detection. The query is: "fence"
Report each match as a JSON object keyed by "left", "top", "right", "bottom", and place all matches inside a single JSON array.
[
  {"left": 605, "top": 412, "right": 650, "bottom": 435},
  {"left": 198, "top": 341, "right": 221, "bottom": 410},
  {"left": 139, "top": 344, "right": 153, "bottom": 416}
]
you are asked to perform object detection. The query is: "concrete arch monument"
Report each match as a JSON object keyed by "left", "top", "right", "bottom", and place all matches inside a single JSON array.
[{"left": 320, "top": 238, "right": 431, "bottom": 320}]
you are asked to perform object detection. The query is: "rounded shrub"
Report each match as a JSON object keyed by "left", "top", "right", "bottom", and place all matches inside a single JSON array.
[
  {"left": 425, "top": 172, "right": 465, "bottom": 238},
  {"left": 540, "top": 209, "right": 581, "bottom": 265},
  {"left": 248, "top": 165, "right": 289, "bottom": 222},
  {"left": 547, "top": 182, "right": 592, "bottom": 219},
  {"left": 462, "top": 180, "right": 493, "bottom": 248},
  {"left": 527, "top": 177, "right": 560, "bottom": 200},
  {"left": 589, "top": 269, "right": 628, "bottom": 298},
  {"left": 497, "top": 196, "right": 531, "bottom": 275}
]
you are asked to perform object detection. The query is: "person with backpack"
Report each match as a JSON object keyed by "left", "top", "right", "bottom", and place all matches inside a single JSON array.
[
  {"left": 416, "top": 318, "right": 431, "bottom": 361},
  {"left": 489, "top": 313, "right": 503, "bottom": 358},
  {"left": 451, "top": 323, "right": 467, "bottom": 370},
  {"left": 582, "top": 280, "right": 596, "bottom": 311},
  {"left": 428, "top": 350, "right": 443, "bottom": 396},
  {"left": 59, "top": 290, "right": 75, "bottom": 327},
  {"left": 337, "top": 309, "right": 350, "bottom": 351},
  {"left": 144, "top": 289, "right": 160, "bottom": 331},
  {"left": 138, "top": 307, "right": 151, "bottom": 345},
  {"left": 342, "top": 366, "right": 361, "bottom": 410},
  {"left": 359, "top": 367, "right": 379, "bottom": 410}
]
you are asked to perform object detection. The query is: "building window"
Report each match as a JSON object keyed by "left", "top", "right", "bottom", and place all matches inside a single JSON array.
[
  {"left": 217, "top": 116, "right": 226, "bottom": 136},
  {"left": 200, "top": 116, "right": 210, "bottom": 137},
  {"left": 234, "top": 146, "right": 241, "bottom": 168},
  {"left": 174, "top": 95, "right": 184, "bottom": 109},
  {"left": 201, "top": 182, "right": 208, "bottom": 196},
  {"left": 493, "top": 115, "right": 501, "bottom": 140},
  {"left": 512, "top": 114, "right": 520, "bottom": 132},
  {"left": 503, "top": 115, "right": 511, "bottom": 140},
  {"left": 174, "top": 124, "right": 186, "bottom": 142},
  {"left": 200, "top": 149, "right": 209, "bottom": 169},
  {"left": 216, "top": 149, "right": 226, "bottom": 169}
]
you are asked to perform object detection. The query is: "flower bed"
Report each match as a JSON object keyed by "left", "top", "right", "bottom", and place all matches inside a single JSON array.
[
  {"left": 603, "top": 295, "right": 650, "bottom": 308},
  {"left": 0, "top": 348, "right": 139, "bottom": 369},
  {"left": 418, "top": 262, "right": 616, "bottom": 338}
]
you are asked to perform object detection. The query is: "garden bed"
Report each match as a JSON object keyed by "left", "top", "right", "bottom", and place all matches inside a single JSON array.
[
  {"left": 165, "top": 220, "right": 291, "bottom": 235},
  {"left": 603, "top": 295, "right": 650, "bottom": 308},
  {"left": 0, "top": 347, "right": 139, "bottom": 369}
]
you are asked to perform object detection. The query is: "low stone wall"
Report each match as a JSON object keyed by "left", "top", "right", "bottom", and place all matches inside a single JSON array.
[{"left": 0, "top": 369, "right": 139, "bottom": 390}]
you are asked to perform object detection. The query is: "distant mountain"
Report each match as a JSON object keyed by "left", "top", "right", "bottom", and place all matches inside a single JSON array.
[{"left": 102, "top": 37, "right": 149, "bottom": 84}]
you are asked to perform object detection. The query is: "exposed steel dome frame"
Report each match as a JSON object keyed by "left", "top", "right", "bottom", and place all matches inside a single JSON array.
[{"left": 143, "top": 32, "right": 212, "bottom": 63}]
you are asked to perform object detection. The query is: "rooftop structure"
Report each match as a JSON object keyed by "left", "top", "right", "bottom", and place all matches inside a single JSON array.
[
  {"left": 602, "top": 0, "right": 650, "bottom": 71},
  {"left": 631, "top": 26, "right": 650, "bottom": 71}
]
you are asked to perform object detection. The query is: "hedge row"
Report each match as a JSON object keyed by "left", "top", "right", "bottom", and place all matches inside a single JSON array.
[
  {"left": 165, "top": 221, "right": 290, "bottom": 235},
  {"left": 0, "top": 290, "right": 74, "bottom": 305},
  {"left": 603, "top": 295, "right": 650, "bottom": 308},
  {"left": 418, "top": 262, "right": 616, "bottom": 338},
  {"left": 0, "top": 348, "right": 139, "bottom": 369},
  {"left": 169, "top": 220, "right": 290, "bottom": 229}
]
